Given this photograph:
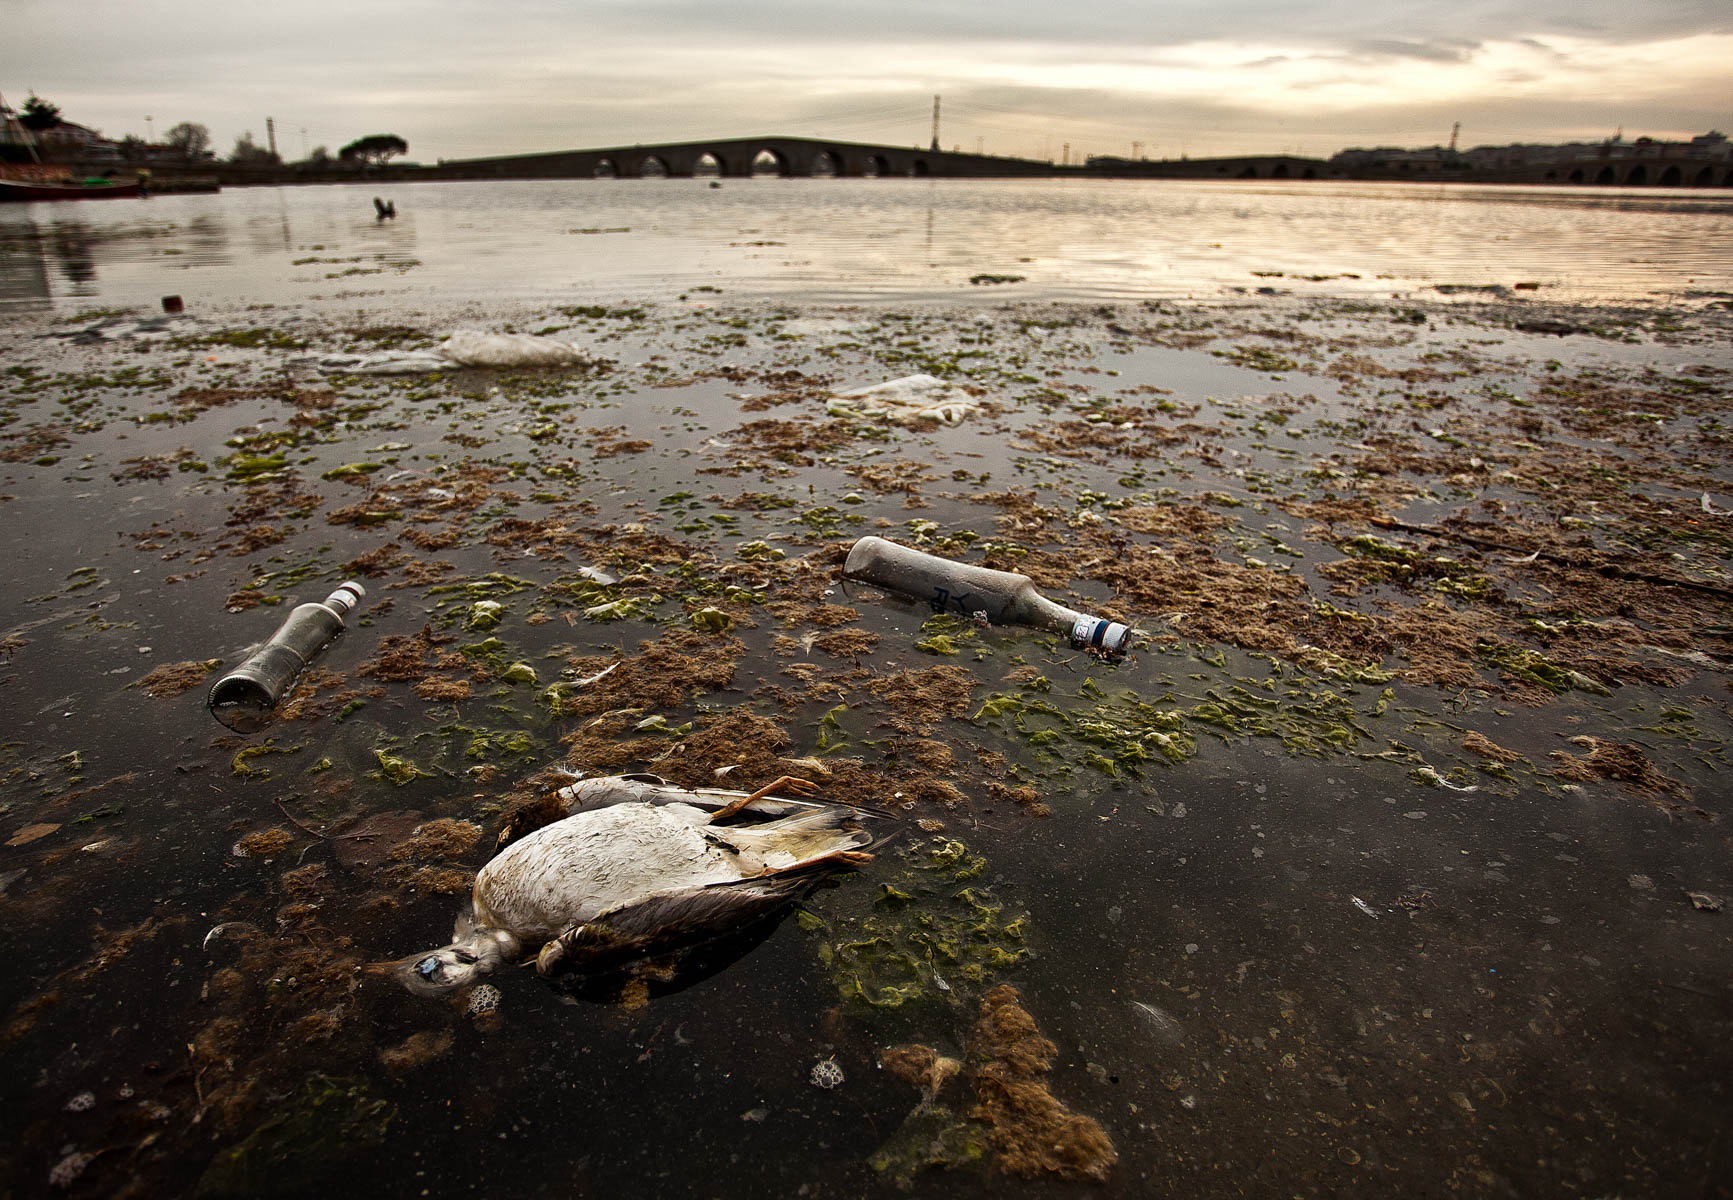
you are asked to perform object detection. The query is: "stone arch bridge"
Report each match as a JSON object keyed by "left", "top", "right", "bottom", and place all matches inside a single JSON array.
[{"left": 435, "top": 136, "right": 1051, "bottom": 180}]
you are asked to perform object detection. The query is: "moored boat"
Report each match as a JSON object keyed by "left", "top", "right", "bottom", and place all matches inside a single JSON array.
[{"left": 0, "top": 177, "right": 142, "bottom": 202}]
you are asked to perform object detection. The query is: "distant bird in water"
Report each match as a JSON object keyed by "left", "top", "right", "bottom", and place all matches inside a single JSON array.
[
  {"left": 373, "top": 196, "right": 397, "bottom": 219},
  {"left": 387, "top": 772, "right": 882, "bottom": 995}
]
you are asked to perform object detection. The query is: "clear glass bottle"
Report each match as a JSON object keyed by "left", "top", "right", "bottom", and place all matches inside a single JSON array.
[
  {"left": 844, "top": 536, "right": 1130, "bottom": 653},
  {"left": 208, "top": 582, "right": 365, "bottom": 730}
]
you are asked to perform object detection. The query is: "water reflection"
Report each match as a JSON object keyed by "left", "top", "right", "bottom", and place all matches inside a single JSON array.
[
  {"left": 0, "top": 178, "right": 1728, "bottom": 310},
  {"left": 50, "top": 223, "right": 98, "bottom": 289},
  {"left": 0, "top": 219, "right": 52, "bottom": 308}
]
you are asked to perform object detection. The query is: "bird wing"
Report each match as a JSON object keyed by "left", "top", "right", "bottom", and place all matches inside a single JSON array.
[
  {"left": 535, "top": 876, "right": 814, "bottom": 976},
  {"left": 475, "top": 804, "right": 739, "bottom": 939}
]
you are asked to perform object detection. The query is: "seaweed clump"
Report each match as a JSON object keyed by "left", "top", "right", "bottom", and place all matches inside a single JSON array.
[
  {"left": 868, "top": 987, "right": 1117, "bottom": 1187},
  {"left": 132, "top": 658, "right": 223, "bottom": 697},
  {"left": 807, "top": 837, "right": 1027, "bottom": 1010},
  {"left": 970, "top": 984, "right": 1118, "bottom": 1181},
  {"left": 1550, "top": 736, "right": 1692, "bottom": 806}
]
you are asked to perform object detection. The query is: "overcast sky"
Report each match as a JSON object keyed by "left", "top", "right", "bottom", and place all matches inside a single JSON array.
[{"left": 5, "top": 0, "right": 1728, "bottom": 163}]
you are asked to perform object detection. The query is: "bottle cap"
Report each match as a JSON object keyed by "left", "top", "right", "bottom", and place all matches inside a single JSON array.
[
  {"left": 1071, "top": 616, "right": 1131, "bottom": 655},
  {"left": 324, "top": 581, "right": 366, "bottom": 615}
]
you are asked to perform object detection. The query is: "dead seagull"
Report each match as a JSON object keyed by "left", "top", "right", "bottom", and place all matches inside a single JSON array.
[{"left": 391, "top": 773, "right": 878, "bottom": 995}]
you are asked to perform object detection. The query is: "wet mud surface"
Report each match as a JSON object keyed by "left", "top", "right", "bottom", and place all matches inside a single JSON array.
[{"left": 2, "top": 290, "right": 1731, "bottom": 1197}]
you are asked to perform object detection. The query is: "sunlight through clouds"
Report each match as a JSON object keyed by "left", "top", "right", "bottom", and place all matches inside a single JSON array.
[{"left": 5, "top": 0, "right": 1727, "bottom": 161}]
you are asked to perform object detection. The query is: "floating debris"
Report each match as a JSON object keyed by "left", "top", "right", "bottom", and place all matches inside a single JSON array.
[{"left": 810, "top": 1057, "right": 845, "bottom": 1089}]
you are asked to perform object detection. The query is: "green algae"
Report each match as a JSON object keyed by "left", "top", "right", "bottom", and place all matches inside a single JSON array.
[
  {"left": 197, "top": 1073, "right": 393, "bottom": 1198},
  {"left": 583, "top": 596, "right": 660, "bottom": 623},
  {"left": 462, "top": 728, "right": 536, "bottom": 761},
  {"left": 870, "top": 1103, "right": 988, "bottom": 1188},
  {"left": 915, "top": 613, "right": 981, "bottom": 658},
  {"left": 224, "top": 453, "right": 290, "bottom": 483},
  {"left": 1336, "top": 534, "right": 1491, "bottom": 598},
  {"left": 1215, "top": 345, "right": 1301, "bottom": 373},
  {"left": 466, "top": 600, "right": 503, "bottom": 630},
  {"left": 232, "top": 741, "right": 300, "bottom": 779},
  {"left": 1477, "top": 640, "right": 1611, "bottom": 696},
  {"left": 689, "top": 606, "right": 733, "bottom": 633},
  {"left": 973, "top": 682, "right": 1197, "bottom": 778},
  {"left": 428, "top": 573, "right": 537, "bottom": 606},
  {"left": 373, "top": 746, "right": 433, "bottom": 785},
  {"left": 735, "top": 539, "right": 786, "bottom": 562},
  {"left": 806, "top": 837, "right": 1028, "bottom": 1012},
  {"left": 814, "top": 703, "right": 850, "bottom": 753},
  {"left": 320, "top": 462, "right": 383, "bottom": 480},
  {"left": 973, "top": 651, "right": 1397, "bottom": 777}
]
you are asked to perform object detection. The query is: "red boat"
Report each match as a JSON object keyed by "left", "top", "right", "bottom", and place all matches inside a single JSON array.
[{"left": 0, "top": 177, "right": 142, "bottom": 202}]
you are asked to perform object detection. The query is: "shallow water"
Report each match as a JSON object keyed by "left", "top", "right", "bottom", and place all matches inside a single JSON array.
[
  {"left": 1, "top": 178, "right": 1731, "bottom": 311},
  {"left": 1, "top": 187, "right": 1731, "bottom": 1197}
]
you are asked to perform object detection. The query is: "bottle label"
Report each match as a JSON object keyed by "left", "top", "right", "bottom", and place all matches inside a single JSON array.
[{"left": 1071, "top": 616, "right": 1100, "bottom": 647}]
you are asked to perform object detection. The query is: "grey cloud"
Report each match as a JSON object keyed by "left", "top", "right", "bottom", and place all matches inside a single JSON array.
[
  {"left": 6, "top": 0, "right": 1727, "bottom": 162},
  {"left": 1352, "top": 38, "right": 1481, "bottom": 63}
]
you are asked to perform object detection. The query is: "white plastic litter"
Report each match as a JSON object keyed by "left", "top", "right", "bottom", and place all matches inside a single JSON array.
[
  {"left": 441, "top": 330, "right": 593, "bottom": 368},
  {"left": 312, "top": 350, "right": 454, "bottom": 375},
  {"left": 309, "top": 332, "right": 599, "bottom": 374},
  {"left": 827, "top": 373, "right": 980, "bottom": 425}
]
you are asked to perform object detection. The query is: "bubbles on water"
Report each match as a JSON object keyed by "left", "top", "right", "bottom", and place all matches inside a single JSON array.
[
  {"left": 64, "top": 1091, "right": 95, "bottom": 1113},
  {"left": 467, "top": 984, "right": 503, "bottom": 1017},
  {"left": 809, "top": 1056, "right": 844, "bottom": 1089}
]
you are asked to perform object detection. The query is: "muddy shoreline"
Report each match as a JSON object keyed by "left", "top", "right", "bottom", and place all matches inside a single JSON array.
[{"left": 2, "top": 290, "right": 1729, "bottom": 1197}]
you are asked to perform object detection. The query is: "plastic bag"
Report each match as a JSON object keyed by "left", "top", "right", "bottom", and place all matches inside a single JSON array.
[
  {"left": 827, "top": 373, "right": 980, "bottom": 425},
  {"left": 440, "top": 330, "right": 593, "bottom": 368}
]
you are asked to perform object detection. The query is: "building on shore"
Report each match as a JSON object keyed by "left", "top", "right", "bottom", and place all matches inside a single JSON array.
[{"left": 1329, "top": 131, "right": 1731, "bottom": 185}]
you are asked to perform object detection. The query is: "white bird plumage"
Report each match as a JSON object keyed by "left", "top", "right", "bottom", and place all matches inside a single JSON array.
[{"left": 393, "top": 773, "right": 877, "bottom": 996}]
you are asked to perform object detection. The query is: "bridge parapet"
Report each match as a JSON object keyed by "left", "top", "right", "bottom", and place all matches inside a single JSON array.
[{"left": 440, "top": 136, "right": 1044, "bottom": 181}]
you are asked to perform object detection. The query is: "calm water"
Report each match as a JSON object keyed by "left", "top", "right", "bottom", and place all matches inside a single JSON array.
[
  {"left": 3, "top": 178, "right": 1731, "bottom": 1197},
  {"left": 2, "top": 177, "right": 1731, "bottom": 310}
]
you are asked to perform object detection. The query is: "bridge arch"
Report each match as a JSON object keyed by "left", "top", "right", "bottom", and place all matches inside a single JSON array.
[
  {"left": 1658, "top": 165, "right": 1682, "bottom": 187},
  {"left": 1625, "top": 164, "right": 1647, "bottom": 185},
  {"left": 858, "top": 154, "right": 889, "bottom": 178},
  {"left": 908, "top": 159, "right": 930, "bottom": 177},
  {"left": 811, "top": 150, "right": 841, "bottom": 177},
  {"left": 636, "top": 154, "right": 671, "bottom": 179},
  {"left": 1595, "top": 165, "right": 1615, "bottom": 185},
  {"left": 751, "top": 148, "right": 790, "bottom": 177},
  {"left": 593, "top": 158, "right": 619, "bottom": 179},
  {"left": 693, "top": 151, "right": 726, "bottom": 178},
  {"left": 1270, "top": 163, "right": 1289, "bottom": 179},
  {"left": 1692, "top": 166, "right": 1713, "bottom": 187},
  {"left": 1567, "top": 168, "right": 1584, "bottom": 183}
]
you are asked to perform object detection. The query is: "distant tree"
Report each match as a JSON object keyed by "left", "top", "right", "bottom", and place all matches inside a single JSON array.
[
  {"left": 339, "top": 134, "right": 408, "bottom": 165},
  {"left": 18, "top": 94, "right": 63, "bottom": 132},
  {"left": 306, "top": 145, "right": 331, "bottom": 164},
  {"left": 163, "top": 121, "right": 211, "bottom": 159},
  {"left": 119, "top": 134, "right": 148, "bottom": 160},
  {"left": 229, "top": 131, "right": 280, "bottom": 165}
]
